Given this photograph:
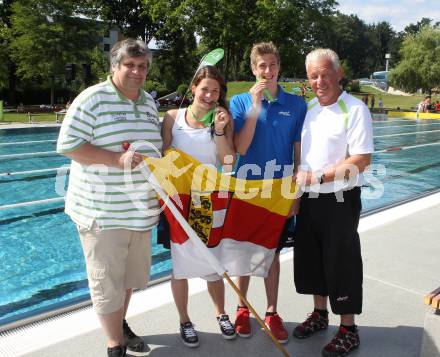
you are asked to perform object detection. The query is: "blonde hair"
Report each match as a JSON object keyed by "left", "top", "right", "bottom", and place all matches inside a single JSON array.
[
  {"left": 250, "top": 42, "right": 280, "bottom": 67},
  {"left": 305, "top": 48, "right": 340, "bottom": 71}
]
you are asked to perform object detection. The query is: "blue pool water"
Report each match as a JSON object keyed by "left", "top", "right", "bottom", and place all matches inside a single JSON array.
[{"left": 0, "top": 120, "right": 439, "bottom": 326}]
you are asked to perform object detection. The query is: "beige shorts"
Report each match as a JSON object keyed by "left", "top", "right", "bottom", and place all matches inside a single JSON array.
[{"left": 78, "top": 223, "right": 152, "bottom": 315}]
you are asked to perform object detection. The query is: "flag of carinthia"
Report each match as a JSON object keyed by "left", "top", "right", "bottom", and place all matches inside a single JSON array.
[{"left": 145, "top": 149, "right": 295, "bottom": 280}]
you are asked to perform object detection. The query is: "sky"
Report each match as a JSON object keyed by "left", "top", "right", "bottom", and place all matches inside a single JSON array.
[{"left": 337, "top": 0, "right": 440, "bottom": 32}]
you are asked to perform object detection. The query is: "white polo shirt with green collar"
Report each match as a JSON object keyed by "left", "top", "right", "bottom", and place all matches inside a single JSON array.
[
  {"left": 300, "top": 91, "right": 374, "bottom": 193},
  {"left": 57, "top": 76, "right": 162, "bottom": 231}
]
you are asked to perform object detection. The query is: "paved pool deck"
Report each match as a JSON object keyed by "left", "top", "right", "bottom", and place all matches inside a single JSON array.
[{"left": 1, "top": 192, "right": 439, "bottom": 357}]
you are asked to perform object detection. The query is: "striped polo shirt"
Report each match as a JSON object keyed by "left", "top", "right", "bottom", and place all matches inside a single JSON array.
[{"left": 57, "top": 76, "right": 162, "bottom": 231}]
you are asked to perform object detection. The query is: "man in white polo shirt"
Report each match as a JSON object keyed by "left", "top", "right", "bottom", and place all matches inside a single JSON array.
[
  {"left": 57, "top": 39, "right": 162, "bottom": 357},
  {"left": 292, "top": 48, "right": 373, "bottom": 357}
]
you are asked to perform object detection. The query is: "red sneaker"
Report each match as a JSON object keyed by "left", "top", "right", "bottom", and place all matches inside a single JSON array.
[
  {"left": 293, "top": 311, "right": 329, "bottom": 339},
  {"left": 235, "top": 306, "right": 252, "bottom": 337},
  {"left": 265, "top": 313, "right": 289, "bottom": 344},
  {"left": 321, "top": 326, "right": 360, "bottom": 357}
]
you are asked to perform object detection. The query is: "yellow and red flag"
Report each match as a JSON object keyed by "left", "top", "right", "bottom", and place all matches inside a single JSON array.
[{"left": 145, "top": 149, "right": 295, "bottom": 280}]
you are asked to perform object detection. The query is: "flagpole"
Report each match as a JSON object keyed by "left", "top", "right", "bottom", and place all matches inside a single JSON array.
[{"left": 140, "top": 163, "right": 291, "bottom": 357}]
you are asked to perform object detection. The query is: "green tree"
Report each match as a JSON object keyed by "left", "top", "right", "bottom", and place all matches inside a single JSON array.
[
  {"left": 251, "top": 0, "right": 306, "bottom": 78},
  {"left": 183, "top": 0, "right": 256, "bottom": 81},
  {"left": 150, "top": 32, "right": 198, "bottom": 93},
  {"left": 305, "top": 12, "right": 401, "bottom": 79},
  {"left": 0, "top": 0, "right": 18, "bottom": 105},
  {"left": 340, "top": 59, "right": 353, "bottom": 88},
  {"left": 368, "top": 21, "right": 397, "bottom": 72},
  {"left": 9, "top": 0, "right": 102, "bottom": 105},
  {"left": 87, "top": 0, "right": 159, "bottom": 41},
  {"left": 322, "top": 13, "right": 375, "bottom": 77},
  {"left": 67, "top": 46, "right": 109, "bottom": 97},
  {"left": 290, "top": 0, "right": 337, "bottom": 77},
  {"left": 0, "top": 18, "right": 8, "bottom": 87},
  {"left": 90, "top": 46, "right": 109, "bottom": 82},
  {"left": 149, "top": 0, "right": 198, "bottom": 92},
  {"left": 183, "top": 0, "right": 338, "bottom": 80},
  {"left": 403, "top": 17, "right": 434, "bottom": 35},
  {"left": 389, "top": 25, "right": 440, "bottom": 93}
]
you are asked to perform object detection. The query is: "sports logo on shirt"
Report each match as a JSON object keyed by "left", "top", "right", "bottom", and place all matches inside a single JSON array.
[
  {"left": 278, "top": 111, "right": 291, "bottom": 117},
  {"left": 145, "top": 112, "right": 160, "bottom": 128},
  {"left": 112, "top": 112, "right": 127, "bottom": 121}
]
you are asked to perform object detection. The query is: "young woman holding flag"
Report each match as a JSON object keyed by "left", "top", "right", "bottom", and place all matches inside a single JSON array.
[{"left": 160, "top": 65, "right": 236, "bottom": 347}]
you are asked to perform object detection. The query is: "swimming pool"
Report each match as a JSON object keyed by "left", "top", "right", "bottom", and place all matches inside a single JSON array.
[
  {"left": 0, "top": 127, "right": 170, "bottom": 326},
  {"left": 0, "top": 120, "right": 439, "bottom": 327}
]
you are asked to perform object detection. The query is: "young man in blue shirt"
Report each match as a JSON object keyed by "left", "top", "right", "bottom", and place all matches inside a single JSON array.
[{"left": 229, "top": 42, "right": 306, "bottom": 343}]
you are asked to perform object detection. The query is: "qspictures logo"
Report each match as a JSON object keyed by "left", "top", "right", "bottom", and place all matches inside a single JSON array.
[{"left": 55, "top": 142, "right": 387, "bottom": 217}]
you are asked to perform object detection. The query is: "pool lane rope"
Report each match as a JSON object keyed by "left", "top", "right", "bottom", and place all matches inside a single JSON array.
[
  {"left": 0, "top": 151, "right": 57, "bottom": 160},
  {"left": 374, "top": 140, "right": 440, "bottom": 154},
  {"left": 374, "top": 129, "right": 440, "bottom": 138},
  {"left": 0, "top": 139, "right": 57, "bottom": 147},
  {"left": 0, "top": 197, "right": 64, "bottom": 210},
  {"left": 0, "top": 166, "right": 70, "bottom": 177},
  {"left": 373, "top": 123, "right": 440, "bottom": 130}
]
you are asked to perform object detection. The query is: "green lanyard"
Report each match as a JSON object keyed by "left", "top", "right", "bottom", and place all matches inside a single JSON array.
[{"left": 188, "top": 105, "right": 216, "bottom": 126}]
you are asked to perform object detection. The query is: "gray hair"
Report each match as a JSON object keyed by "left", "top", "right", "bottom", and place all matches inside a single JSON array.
[
  {"left": 110, "top": 38, "right": 152, "bottom": 72},
  {"left": 305, "top": 48, "right": 341, "bottom": 71}
]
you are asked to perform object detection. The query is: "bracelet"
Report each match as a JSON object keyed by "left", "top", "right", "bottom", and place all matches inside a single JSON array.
[{"left": 214, "top": 131, "right": 225, "bottom": 136}]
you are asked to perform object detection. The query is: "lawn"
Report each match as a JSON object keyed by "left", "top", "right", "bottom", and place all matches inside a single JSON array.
[
  {"left": 0, "top": 112, "right": 57, "bottom": 123},
  {"left": 2, "top": 83, "right": 438, "bottom": 123},
  {"left": 226, "top": 82, "right": 439, "bottom": 111},
  {"left": 357, "top": 85, "right": 439, "bottom": 110}
]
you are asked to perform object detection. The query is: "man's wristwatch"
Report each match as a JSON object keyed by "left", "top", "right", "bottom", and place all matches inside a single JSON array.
[{"left": 318, "top": 173, "right": 325, "bottom": 184}]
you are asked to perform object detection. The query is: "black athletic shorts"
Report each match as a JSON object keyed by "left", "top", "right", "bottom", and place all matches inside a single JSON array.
[
  {"left": 157, "top": 212, "right": 171, "bottom": 250},
  {"left": 276, "top": 216, "right": 296, "bottom": 252},
  {"left": 294, "top": 187, "right": 363, "bottom": 315}
]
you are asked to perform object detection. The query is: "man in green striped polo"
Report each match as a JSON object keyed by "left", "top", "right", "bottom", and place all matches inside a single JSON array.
[{"left": 57, "top": 38, "right": 162, "bottom": 357}]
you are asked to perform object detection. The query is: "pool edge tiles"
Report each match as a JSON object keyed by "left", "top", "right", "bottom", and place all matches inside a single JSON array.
[
  {"left": 0, "top": 123, "right": 61, "bottom": 130},
  {"left": 358, "top": 191, "right": 440, "bottom": 233}
]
